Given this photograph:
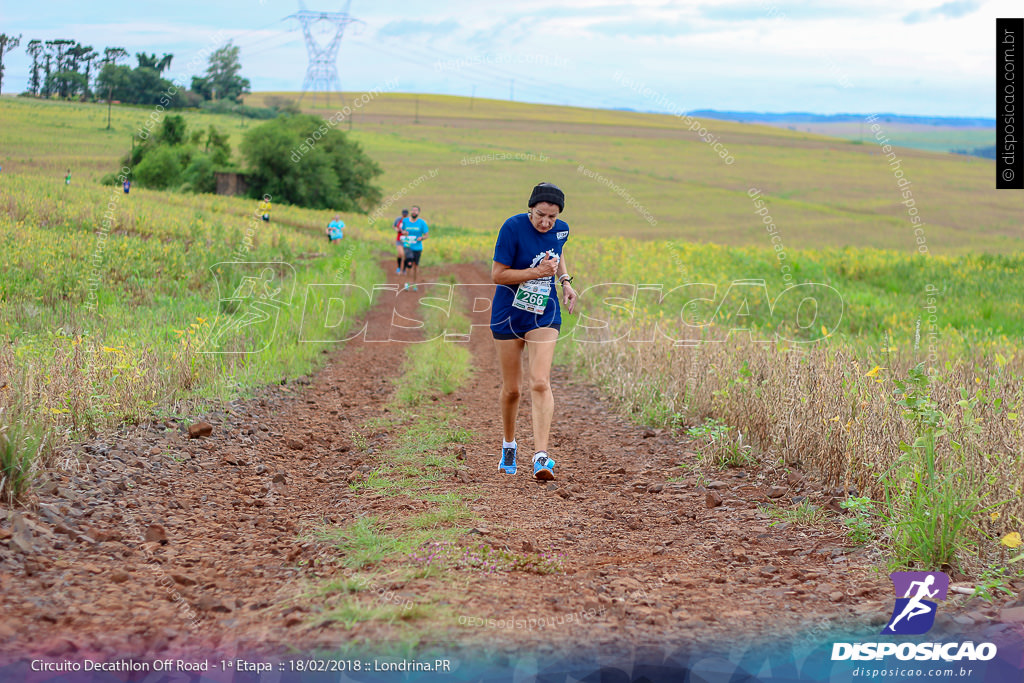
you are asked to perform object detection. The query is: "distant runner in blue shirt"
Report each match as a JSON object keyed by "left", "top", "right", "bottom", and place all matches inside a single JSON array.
[
  {"left": 327, "top": 215, "right": 344, "bottom": 243},
  {"left": 401, "top": 205, "right": 428, "bottom": 292},
  {"left": 490, "top": 183, "right": 576, "bottom": 481}
]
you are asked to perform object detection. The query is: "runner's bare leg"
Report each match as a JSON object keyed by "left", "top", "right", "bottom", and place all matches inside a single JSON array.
[
  {"left": 495, "top": 338, "right": 526, "bottom": 442},
  {"left": 524, "top": 326, "right": 558, "bottom": 453}
]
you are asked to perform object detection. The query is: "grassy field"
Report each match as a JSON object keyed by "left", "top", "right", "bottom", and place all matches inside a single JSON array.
[
  {"left": 2, "top": 92, "right": 1023, "bottom": 573},
  {"left": 245, "top": 91, "right": 1021, "bottom": 253},
  {"left": 5, "top": 93, "right": 1020, "bottom": 252}
]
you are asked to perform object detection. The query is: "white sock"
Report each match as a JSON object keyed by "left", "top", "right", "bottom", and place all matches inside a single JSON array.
[
  {"left": 503, "top": 440, "right": 516, "bottom": 449},
  {"left": 533, "top": 451, "right": 548, "bottom": 463}
]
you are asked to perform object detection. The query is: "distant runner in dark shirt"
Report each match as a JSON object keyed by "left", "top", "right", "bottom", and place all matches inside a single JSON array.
[{"left": 394, "top": 208, "right": 409, "bottom": 274}]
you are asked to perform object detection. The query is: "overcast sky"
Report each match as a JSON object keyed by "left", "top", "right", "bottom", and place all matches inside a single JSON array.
[{"left": 0, "top": 0, "right": 1011, "bottom": 117}]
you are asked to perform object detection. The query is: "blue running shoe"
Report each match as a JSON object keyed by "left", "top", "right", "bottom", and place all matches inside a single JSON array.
[
  {"left": 499, "top": 445, "right": 517, "bottom": 474},
  {"left": 533, "top": 452, "right": 555, "bottom": 480},
  {"left": 396, "top": 267, "right": 402, "bottom": 274}
]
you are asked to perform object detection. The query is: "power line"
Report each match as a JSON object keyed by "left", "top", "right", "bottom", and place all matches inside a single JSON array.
[
  {"left": 347, "top": 37, "right": 621, "bottom": 110},
  {"left": 236, "top": 33, "right": 302, "bottom": 55},
  {"left": 233, "top": 29, "right": 295, "bottom": 52},
  {"left": 226, "top": 19, "right": 289, "bottom": 49},
  {"left": 288, "top": 0, "right": 364, "bottom": 107},
  {"left": 248, "top": 39, "right": 303, "bottom": 56},
  {"left": 223, "top": 9, "right": 620, "bottom": 111}
]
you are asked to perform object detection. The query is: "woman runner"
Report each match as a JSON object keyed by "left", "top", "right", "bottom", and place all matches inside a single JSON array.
[{"left": 490, "top": 183, "right": 577, "bottom": 480}]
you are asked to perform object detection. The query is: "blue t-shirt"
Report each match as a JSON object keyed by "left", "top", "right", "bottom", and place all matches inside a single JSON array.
[
  {"left": 328, "top": 219, "right": 344, "bottom": 239},
  {"left": 402, "top": 218, "right": 428, "bottom": 251},
  {"left": 490, "top": 213, "right": 570, "bottom": 335}
]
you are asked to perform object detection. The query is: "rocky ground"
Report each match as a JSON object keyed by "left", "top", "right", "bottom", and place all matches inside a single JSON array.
[{"left": 2, "top": 262, "right": 1023, "bottom": 675}]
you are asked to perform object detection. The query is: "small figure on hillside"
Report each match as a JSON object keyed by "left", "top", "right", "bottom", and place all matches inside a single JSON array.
[
  {"left": 327, "top": 214, "right": 345, "bottom": 243},
  {"left": 65, "top": 169, "right": 72, "bottom": 185},
  {"left": 123, "top": 179, "right": 131, "bottom": 194},
  {"left": 259, "top": 196, "right": 271, "bottom": 222}
]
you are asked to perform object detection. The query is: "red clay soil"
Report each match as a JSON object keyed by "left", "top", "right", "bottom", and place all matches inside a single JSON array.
[{"left": 2, "top": 261, "right": 1022, "bottom": 669}]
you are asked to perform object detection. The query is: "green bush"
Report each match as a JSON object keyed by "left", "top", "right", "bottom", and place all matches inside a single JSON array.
[
  {"left": 117, "top": 116, "right": 232, "bottom": 194},
  {"left": 241, "top": 113, "right": 382, "bottom": 212},
  {"left": 134, "top": 144, "right": 182, "bottom": 190},
  {"left": 182, "top": 153, "right": 217, "bottom": 194}
]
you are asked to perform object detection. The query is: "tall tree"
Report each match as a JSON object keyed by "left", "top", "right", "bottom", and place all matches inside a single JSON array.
[
  {"left": 155, "top": 53, "right": 173, "bottom": 74},
  {"left": 192, "top": 42, "right": 250, "bottom": 103},
  {"left": 51, "top": 40, "right": 74, "bottom": 70},
  {"left": 103, "top": 46, "right": 128, "bottom": 66},
  {"left": 41, "top": 41, "right": 55, "bottom": 97},
  {"left": 66, "top": 43, "right": 84, "bottom": 72},
  {"left": 135, "top": 52, "right": 158, "bottom": 70},
  {"left": 79, "top": 46, "right": 99, "bottom": 98},
  {"left": 46, "top": 39, "right": 75, "bottom": 97},
  {"left": 0, "top": 33, "right": 22, "bottom": 95},
  {"left": 49, "top": 40, "right": 86, "bottom": 99},
  {"left": 64, "top": 43, "right": 88, "bottom": 96},
  {"left": 96, "top": 61, "right": 132, "bottom": 129},
  {"left": 25, "top": 39, "right": 43, "bottom": 95},
  {"left": 129, "top": 66, "right": 169, "bottom": 105},
  {"left": 98, "top": 47, "right": 130, "bottom": 126}
]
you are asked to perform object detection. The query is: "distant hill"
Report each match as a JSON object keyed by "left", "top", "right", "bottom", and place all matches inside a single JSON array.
[
  {"left": 953, "top": 145, "right": 997, "bottom": 160},
  {"left": 689, "top": 110, "right": 995, "bottom": 128},
  {"left": 680, "top": 110, "right": 995, "bottom": 157}
]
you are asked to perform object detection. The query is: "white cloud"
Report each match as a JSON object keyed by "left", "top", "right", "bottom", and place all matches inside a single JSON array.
[{"left": 0, "top": 0, "right": 1011, "bottom": 116}]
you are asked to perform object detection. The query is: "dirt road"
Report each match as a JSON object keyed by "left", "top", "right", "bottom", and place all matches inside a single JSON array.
[{"left": 2, "top": 261, "right": 1020, "bottom": 676}]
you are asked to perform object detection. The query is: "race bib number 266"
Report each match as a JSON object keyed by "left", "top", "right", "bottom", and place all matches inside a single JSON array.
[{"left": 512, "top": 279, "right": 551, "bottom": 314}]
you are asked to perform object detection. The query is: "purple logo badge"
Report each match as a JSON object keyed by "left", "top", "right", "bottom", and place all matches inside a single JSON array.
[{"left": 881, "top": 571, "right": 949, "bottom": 635}]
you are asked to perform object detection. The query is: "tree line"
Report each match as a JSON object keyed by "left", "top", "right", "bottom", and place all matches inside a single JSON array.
[
  {"left": 0, "top": 32, "right": 384, "bottom": 212},
  {"left": 0, "top": 32, "right": 250, "bottom": 109}
]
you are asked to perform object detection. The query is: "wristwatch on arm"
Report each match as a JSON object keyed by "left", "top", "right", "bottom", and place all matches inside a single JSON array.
[{"left": 558, "top": 274, "right": 573, "bottom": 287}]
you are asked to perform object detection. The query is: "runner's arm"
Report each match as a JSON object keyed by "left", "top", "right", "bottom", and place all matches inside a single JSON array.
[
  {"left": 492, "top": 261, "right": 548, "bottom": 286},
  {"left": 556, "top": 255, "right": 577, "bottom": 314}
]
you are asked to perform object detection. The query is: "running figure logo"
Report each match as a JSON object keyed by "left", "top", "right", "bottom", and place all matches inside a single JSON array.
[
  {"left": 204, "top": 262, "right": 296, "bottom": 354},
  {"left": 881, "top": 571, "right": 949, "bottom": 635}
]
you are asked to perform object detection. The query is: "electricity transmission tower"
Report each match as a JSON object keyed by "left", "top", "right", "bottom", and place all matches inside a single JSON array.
[{"left": 288, "top": 0, "right": 361, "bottom": 108}]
